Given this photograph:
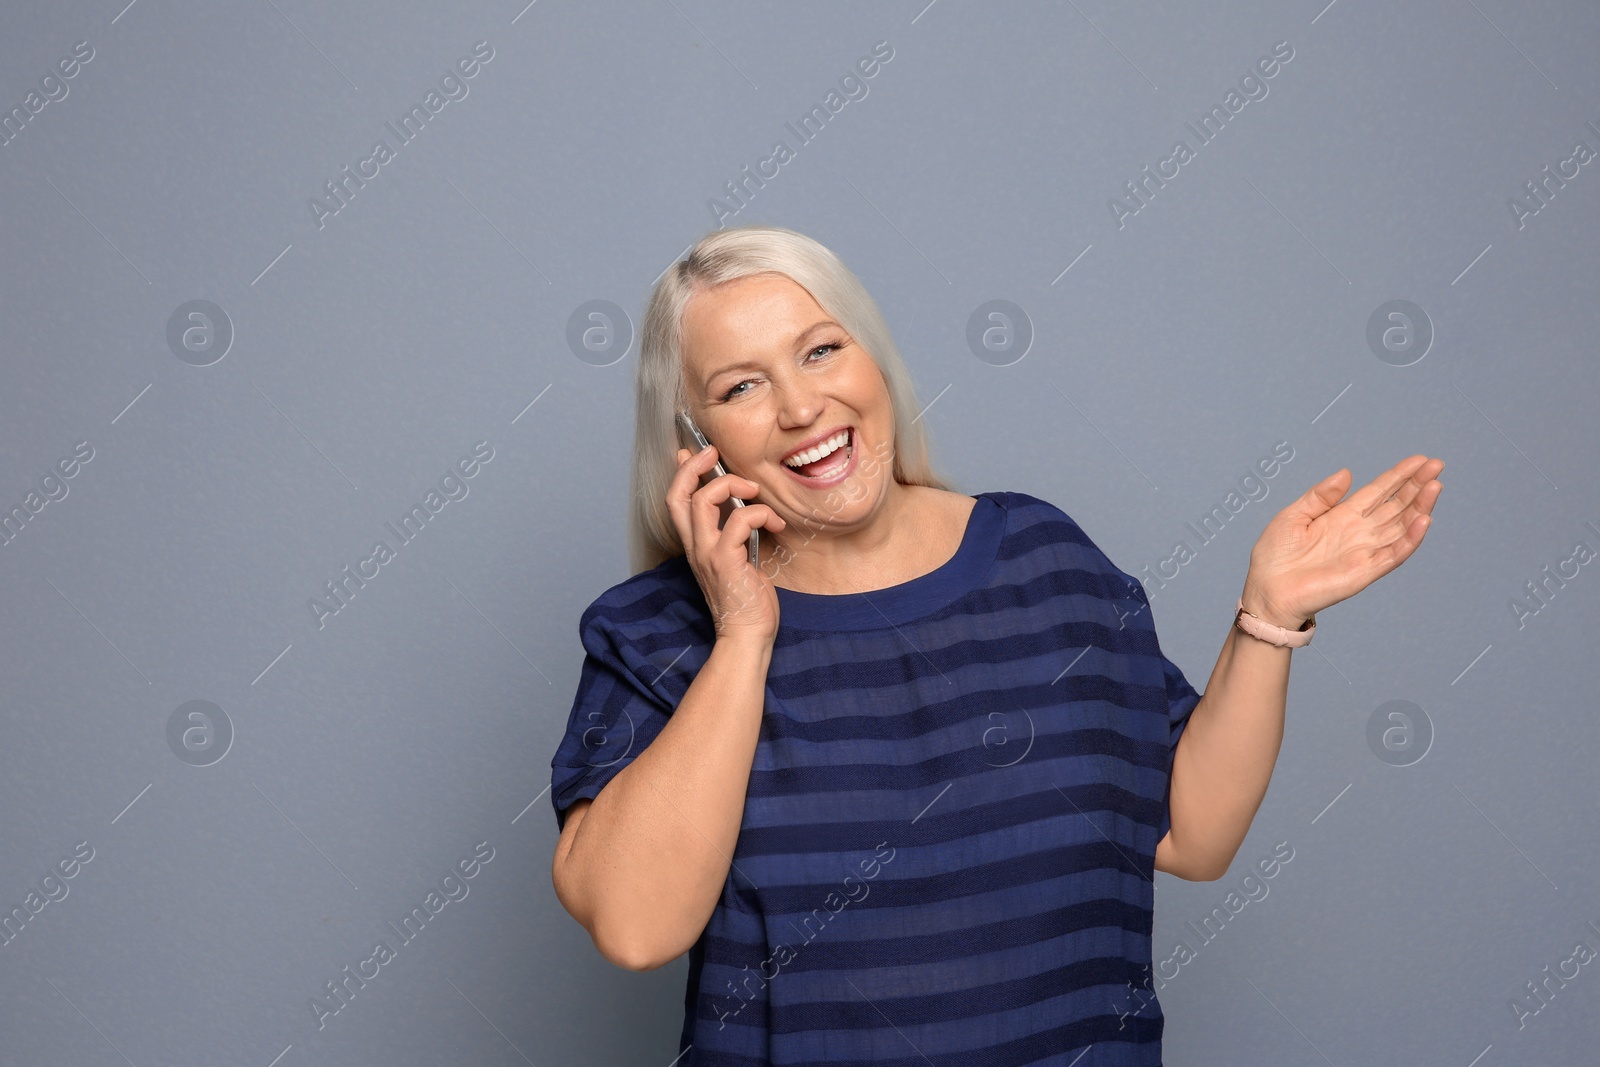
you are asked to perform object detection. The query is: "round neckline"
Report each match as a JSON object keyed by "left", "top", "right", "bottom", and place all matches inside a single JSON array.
[{"left": 773, "top": 492, "right": 1005, "bottom": 632}]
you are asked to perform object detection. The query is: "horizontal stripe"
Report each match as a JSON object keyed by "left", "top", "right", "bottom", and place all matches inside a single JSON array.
[
  {"left": 705, "top": 898, "right": 1151, "bottom": 980},
  {"left": 551, "top": 491, "right": 1196, "bottom": 1064}
]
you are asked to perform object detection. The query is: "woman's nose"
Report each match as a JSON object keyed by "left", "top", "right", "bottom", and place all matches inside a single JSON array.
[{"left": 774, "top": 380, "right": 824, "bottom": 427}]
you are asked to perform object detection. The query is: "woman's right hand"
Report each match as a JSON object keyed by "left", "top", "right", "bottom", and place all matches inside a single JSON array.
[{"left": 669, "top": 445, "right": 787, "bottom": 645}]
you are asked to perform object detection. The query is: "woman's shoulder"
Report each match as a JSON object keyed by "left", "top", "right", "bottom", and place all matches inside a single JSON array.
[
  {"left": 975, "top": 490, "right": 1127, "bottom": 575},
  {"left": 971, "top": 488, "right": 1082, "bottom": 529},
  {"left": 578, "top": 553, "right": 707, "bottom": 640}
]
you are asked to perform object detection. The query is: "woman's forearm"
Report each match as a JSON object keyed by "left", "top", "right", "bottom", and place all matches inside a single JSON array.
[
  {"left": 553, "top": 634, "right": 772, "bottom": 970},
  {"left": 1162, "top": 584, "right": 1295, "bottom": 880}
]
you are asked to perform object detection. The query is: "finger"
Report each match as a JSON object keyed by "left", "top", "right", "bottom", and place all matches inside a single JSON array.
[
  {"left": 706, "top": 504, "right": 783, "bottom": 625},
  {"left": 1370, "top": 493, "right": 1409, "bottom": 526},
  {"left": 1378, "top": 513, "right": 1432, "bottom": 571},
  {"left": 1372, "top": 482, "right": 1425, "bottom": 526},
  {"left": 666, "top": 445, "right": 724, "bottom": 554},
  {"left": 1417, "top": 475, "right": 1444, "bottom": 514},
  {"left": 1383, "top": 461, "right": 1440, "bottom": 513},
  {"left": 1348, "top": 454, "right": 1432, "bottom": 517},
  {"left": 718, "top": 503, "right": 785, "bottom": 556},
  {"left": 1373, "top": 474, "right": 1444, "bottom": 537},
  {"left": 1392, "top": 459, "right": 1445, "bottom": 514},
  {"left": 1279, "top": 468, "right": 1351, "bottom": 524},
  {"left": 1349, "top": 454, "right": 1429, "bottom": 516},
  {"left": 1375, "top": 479, "right": 1433, "bottom": 531},
  {"left": 688, "top": 466, "right": 764, "bottom": 553},
  {"left": 666, "top": 446, "right": 707, "bottom": 526}
]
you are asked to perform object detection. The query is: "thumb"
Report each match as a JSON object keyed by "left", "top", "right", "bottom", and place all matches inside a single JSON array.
[{"left": 1289, "top": 468, "right": 1351, "bottom": 521}]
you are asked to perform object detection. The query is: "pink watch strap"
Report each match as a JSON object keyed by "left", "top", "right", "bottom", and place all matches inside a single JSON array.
[{"left": 1234, "top": 597, "right": 1315, "bottom": 647}]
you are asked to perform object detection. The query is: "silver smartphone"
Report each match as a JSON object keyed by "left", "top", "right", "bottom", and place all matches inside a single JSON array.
[{"left": 676, "top": 411, "right": 760, "bottom": 566}]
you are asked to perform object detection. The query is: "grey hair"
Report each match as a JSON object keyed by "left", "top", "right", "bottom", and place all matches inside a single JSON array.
[{"left": 626, "top": 224, "right": 955, "bottom": 575}]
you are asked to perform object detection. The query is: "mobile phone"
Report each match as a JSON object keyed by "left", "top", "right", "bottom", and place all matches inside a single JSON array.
[{"left": 676, "top": 411, "right": 760, "bottom": 566}]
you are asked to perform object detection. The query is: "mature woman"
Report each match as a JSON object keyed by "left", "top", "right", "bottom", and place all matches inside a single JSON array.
[{"left": 549, "top": 225, "right": 1443, "bottom": 1065}]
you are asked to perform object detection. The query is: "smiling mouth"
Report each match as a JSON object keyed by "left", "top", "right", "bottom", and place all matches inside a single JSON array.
[{"left": 782, "top": 427, "right": 853, "bottom": 481}]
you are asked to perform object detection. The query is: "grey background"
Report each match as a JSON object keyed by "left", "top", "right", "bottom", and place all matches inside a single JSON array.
[{"left": 1, "top": 0, "right": 1595, "bottom": 1064}]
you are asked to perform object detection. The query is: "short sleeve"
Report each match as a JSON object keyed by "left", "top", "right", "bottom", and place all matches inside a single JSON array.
[
  {"left": 1156, "top": 651, "right": 1202, "bottom": 842},
  {"left": 1068, "top": 519, "right": 1205, "bottom": 846},
  {"left": 549, "top": 605, "right": 678, "bottom": 833}
]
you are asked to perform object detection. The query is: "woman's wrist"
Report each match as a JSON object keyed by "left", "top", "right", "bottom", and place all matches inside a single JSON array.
[
  {"left": 712, "top": 628, "right": 776, "bottom": 659},
  {"left": 1238, "top": 581, "right": 1306, "bottom": 632}
]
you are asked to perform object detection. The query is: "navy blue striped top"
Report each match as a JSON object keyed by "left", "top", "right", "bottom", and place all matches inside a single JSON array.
[{"left": 550, "top": 491, "right": 1201, "bottom": 1065}]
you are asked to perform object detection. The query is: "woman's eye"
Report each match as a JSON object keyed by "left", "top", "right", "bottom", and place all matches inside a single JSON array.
[{"left": 721, "top": 344, "right": 841, "bottom": 400}]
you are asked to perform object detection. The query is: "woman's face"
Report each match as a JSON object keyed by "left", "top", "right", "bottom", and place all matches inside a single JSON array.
[{"left": 679, "top": 273, "right": 896, "bottom": 538}]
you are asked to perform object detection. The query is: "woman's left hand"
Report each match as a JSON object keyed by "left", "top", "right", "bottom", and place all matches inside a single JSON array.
[{"left": 1241, "top": 454, "right": 1445, "bottom": 630}]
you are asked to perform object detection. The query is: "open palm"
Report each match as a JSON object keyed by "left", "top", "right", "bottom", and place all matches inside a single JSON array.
[{"left": 1242, "top": 454, "right": 1445, "bottom": 629}]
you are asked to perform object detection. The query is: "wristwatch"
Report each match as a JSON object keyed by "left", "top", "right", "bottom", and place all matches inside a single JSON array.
[{"left": 1234, "top": 597, "right": 1315, "bottom": 647}]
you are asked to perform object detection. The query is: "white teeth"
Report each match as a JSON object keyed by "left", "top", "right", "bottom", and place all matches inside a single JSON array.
[{"left": 783, "top": 429, "right": 850, "bottom": 468}]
